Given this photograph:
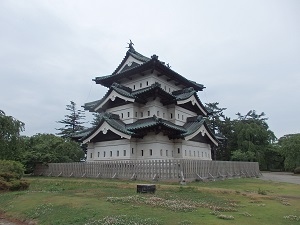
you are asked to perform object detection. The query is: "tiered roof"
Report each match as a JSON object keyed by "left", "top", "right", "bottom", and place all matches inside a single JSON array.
[
  {"left": 84, "top": 82, "right": 209, "bottom": 115},
  {"left": 79, "top": 112, "right": 218, "bottom": 145},
  {"left": 93, "top": 46, "right": 205, "bottom": 91},
  {"left": 78, "top": 44, "right": 218, "bottom": 146}
]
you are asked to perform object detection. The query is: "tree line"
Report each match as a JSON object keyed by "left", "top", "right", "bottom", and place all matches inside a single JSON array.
[{"left": 0, "top": 101, "right": 299, "bottom": 173}]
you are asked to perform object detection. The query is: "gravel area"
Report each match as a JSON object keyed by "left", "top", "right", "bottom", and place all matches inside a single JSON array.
[{"left": 259, "top": 172, "right": 300, "bottom": 185}]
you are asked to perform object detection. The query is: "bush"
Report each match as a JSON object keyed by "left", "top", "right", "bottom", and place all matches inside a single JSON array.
[
  {"left": 0, "top": 160, "right": 24, "bottom": 179},
  {"left": 9, "top": 180, "right": 30, "bottom": 191},
  {"left": 0, "top": 160, "right": 29, "bottom": 191},
  {"left": 294, "top": 167, "right": 300, "bottom": 174},
  {"left": 0, "top": 180, "right": 11, "bottom": 190}
]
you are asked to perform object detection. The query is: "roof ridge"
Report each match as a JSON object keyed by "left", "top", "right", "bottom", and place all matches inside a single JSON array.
[
  {"left": 111, "top": 82, "right": 132, "bottom": 93},
  {"left": 172, "top": 87, "right": 195, "bottom": 95}
]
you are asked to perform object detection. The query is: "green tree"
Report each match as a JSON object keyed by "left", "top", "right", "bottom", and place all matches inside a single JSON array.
[
  {"left": 56, "top": 101, "right": 86, "bottom": 138},
  {"left": 277, "top": 133, "right": 300, "bottom": 171},
  {"left": 21, "top": 133, "right": 84, "bottom": 173},
  {"left": 91, "top": 112, "right": 102, "bottom": 127},
  {"left": 230, "top": 110, "right": 276, "bottom": 169},
  {"left": 205, "top": 102, "right": 226, "bottom": 134},
  {"left": 205, "top": 103, "right": 233, "bottom": 160},
  {"left": 0, "top": 110, "right": 25, "bottom": 160}
]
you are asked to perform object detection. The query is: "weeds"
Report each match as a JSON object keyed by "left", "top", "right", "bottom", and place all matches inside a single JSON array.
[
  {"left": 283, "top": 215, "right": 300, "bottom": 221},
  {"left": 257, "top": 188, "right": 267, "bottom": 195},
  {"left": 85, "top": 215, "right": 161, "bottom": 225}
]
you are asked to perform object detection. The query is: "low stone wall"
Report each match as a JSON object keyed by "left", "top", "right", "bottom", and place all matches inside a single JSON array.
[{"left": 33, "top": 159, "right": 260, "bottom": 182}]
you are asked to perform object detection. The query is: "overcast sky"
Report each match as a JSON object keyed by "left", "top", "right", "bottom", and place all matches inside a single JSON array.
[{"left": 0, "top": 0, "right": 299, "bottom": 138}]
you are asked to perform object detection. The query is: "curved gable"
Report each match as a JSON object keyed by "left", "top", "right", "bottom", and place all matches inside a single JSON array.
[
  {"left": 184, "top": 124, "right": 218, "bottom": 146},
  {"left": 82, "top": 121, "right": 131, "bottom": 144},
  {"left": 177, "top": 94, "right": 208, "bottom": 116},
  {"left": 95, "top": 90, "right": 135, "bottom": 111}
]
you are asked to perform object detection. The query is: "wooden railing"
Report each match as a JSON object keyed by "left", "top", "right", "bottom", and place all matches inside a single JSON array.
[{"left": 33, "top": 159, "right": 260, "bottom": 182}]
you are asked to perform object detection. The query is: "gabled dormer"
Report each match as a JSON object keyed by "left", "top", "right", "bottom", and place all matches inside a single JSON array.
[{"left": 113, "top": 42, "right": 151, "bottom": 75}]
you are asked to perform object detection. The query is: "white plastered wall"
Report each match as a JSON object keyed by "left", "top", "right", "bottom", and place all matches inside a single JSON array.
[
  {"left": 86, "top": 132, "right": 212, "bottom": 161},
  {"left": 121, "top": 73, "right": 182, "bottom": 93}
]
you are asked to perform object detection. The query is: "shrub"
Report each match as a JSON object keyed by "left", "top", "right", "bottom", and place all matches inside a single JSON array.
[
  {"left": 294, "top": 167, "right": 300, "bottom": 174},
  {"left": 0, "top": 160, "right": 24, "bottom": 179},
  {"left": 0, "top": 180, "right": 11, "bottom": 190},
  {"left": 9, "top": 180, "right": 30, "bottom": 191},
  {"left": 0, "top": 160, "right": 29, "bottom": 191}
]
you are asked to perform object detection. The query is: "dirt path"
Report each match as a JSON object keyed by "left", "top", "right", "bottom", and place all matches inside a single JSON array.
[
  {"left": 0, "top": 214, "right": 34, "bottom": 225},
  {"left": 259, "top": 172, "right": 300, "bottom": 184}
]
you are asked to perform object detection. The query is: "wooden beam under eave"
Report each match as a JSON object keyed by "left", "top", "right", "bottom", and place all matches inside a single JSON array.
[
  {"left": 126, "top": 77, "right": 132, "bottom": 80},
  {"left": 167, "top": 78, "right": 173, "bottom": 82},
  {"left": 157, "top": 74, "right": 163, "bottom": 77},
  {"left": 175, "top": 82, "right": 180, "bottom": 86}
]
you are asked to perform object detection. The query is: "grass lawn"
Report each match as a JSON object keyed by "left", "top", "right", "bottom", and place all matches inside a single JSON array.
[{"left": 0, "top": 176, "right": 299, "bottom": 225}]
